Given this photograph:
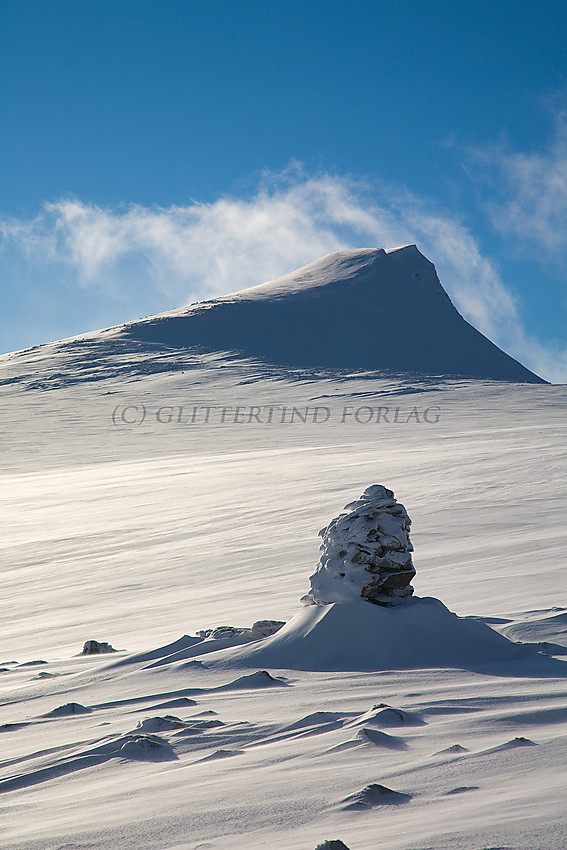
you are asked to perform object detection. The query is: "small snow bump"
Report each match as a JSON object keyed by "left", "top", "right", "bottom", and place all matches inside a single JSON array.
[
  {"left": 152, "top": 697, "right": 198, "bottom": 709},
  {"left": 118, "top": 734, "right": 177, "bottom": 761},
  {"left": 217, "top": 670, "right": 289, "bottom": 690},
  {"left": 437, "top": 743, "right": 469, "bottom": 754},
  {"left": 445, "top": 785, "right": 479, "bottom": 795},
  {"left": 341, "top": 782, "right": 412, "bottom": 809},
  {"left": 196, "top": 748, "right": 244, "bottom": 762},
  {"left": 350, "top": 705, "right": 425, "bottom": 728},
  {"left": 136, "top": 715, "right": 186, "bottom": 732},
  {"left": 45, "top": 703, "right": 92, "bottom": 717},
  {"left": 357, "top": 727, "right": 408, "bottom": 749}
]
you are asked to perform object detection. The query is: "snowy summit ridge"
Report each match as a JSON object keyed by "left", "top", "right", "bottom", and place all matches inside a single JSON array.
[
  {"left": 125, "top": 245, "right": 544, "bottom": 382},
  {"left": 302, "top": 484, "right": 416, "bottom": 606}
]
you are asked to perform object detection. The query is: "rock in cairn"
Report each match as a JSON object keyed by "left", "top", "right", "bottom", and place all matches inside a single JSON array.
[{"left": 301, "top": 485, "right": 415, "bottom": 606}]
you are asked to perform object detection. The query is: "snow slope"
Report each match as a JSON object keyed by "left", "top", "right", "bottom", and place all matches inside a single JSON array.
[
  {"left": 0, "top": 247, "right": 566, "bottom": 849},
  {"left": 123, "top": 246, "right": 545, "bottom": 382}
]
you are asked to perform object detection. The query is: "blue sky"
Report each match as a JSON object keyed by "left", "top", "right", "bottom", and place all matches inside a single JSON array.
[{"left": 1, "top": 0, "right": 567, "bottom": 380}]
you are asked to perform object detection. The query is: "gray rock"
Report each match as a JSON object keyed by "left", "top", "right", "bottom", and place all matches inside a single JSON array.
[
  {"left": 251, "top": 619, "right": 285, "bottom": 638},
  {"left": 82, "top": 639, "right": 116, "bottom": 654},
  {"left": 314, "top": 842, "right": 351, "bottom": 850}
]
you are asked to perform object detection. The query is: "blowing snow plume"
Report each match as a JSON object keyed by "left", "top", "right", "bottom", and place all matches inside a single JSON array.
[{"left": 124, "top": 245, "right": 544, "bottom": 382}]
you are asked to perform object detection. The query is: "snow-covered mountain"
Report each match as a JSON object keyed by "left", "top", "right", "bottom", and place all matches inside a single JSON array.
[
  {"left": 0, "top": 246, "right": 565, "bottom": 850},
  {"left": 123, "top": 245, "right": 544, "bottom": 382}
]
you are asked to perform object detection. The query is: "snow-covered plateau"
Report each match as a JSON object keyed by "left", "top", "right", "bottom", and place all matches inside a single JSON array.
[{"left": 0, "top": 247, "right": 566, "bottom": 850}]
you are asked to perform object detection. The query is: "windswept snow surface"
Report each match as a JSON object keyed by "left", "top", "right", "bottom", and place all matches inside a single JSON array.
[{"left": 0, "top": 247, "right": 566, "bottom": 849}]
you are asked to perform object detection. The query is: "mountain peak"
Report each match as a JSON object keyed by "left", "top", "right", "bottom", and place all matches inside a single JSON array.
[
  {"left": 226, "top": 245, "right": 450, "bottom": 306},
  {"left": 124, "top": 247, "right": 544, "bottom": 383}
]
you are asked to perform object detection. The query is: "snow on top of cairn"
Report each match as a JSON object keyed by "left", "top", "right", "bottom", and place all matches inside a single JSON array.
[{"left": 302, "top": 484, "right": 415, "bottom": 606}]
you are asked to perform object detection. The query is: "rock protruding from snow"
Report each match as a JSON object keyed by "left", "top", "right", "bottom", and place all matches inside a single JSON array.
[
  {"left": 196, "top": 620, "right": 285, "bottom": 640},
  {"left": 250, "top": 619, "right": 286, "bottom": 639},
  {"left": 82, "top": 639, "right": 116, "bottom": 654},
  {"left": 314, "top": 842, "right": 351, "bottom": 850},
  {"left": 302, "top": 485, "right": 415, "bottom": 607}
]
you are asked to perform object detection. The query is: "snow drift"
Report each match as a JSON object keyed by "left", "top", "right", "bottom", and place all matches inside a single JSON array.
[
  {"left": 200, "top": 597, "right": 532, "bottom": 672},
  {"left": 124, "top": 245, "right": 544, "bottom": 382}
]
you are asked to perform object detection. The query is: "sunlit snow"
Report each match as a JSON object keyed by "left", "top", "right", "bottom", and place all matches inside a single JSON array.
[{"left": 0, "top": 248, "right": 565, "bottom": 850}]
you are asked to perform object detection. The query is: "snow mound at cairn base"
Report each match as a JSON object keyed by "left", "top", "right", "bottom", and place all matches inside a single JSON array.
[{"left": 202, "top": 597, "right": 536, "bottom": 672}]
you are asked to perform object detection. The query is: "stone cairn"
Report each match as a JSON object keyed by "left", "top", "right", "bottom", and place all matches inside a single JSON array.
[{"left": 301, "top": 484, "right": 415, "bottom": 606}]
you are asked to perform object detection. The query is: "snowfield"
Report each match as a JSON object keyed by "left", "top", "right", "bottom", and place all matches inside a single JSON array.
[{"left": 1, "top": 248, "right": 566, "bottom": 849}]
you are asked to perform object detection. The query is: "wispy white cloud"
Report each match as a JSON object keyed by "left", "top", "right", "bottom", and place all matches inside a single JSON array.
[
  {"left": 1, "top": 165, "right": 565, "bottom": 381},
  {"left": 464, "top": 109, "right": 567, "bottom": 258}
]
